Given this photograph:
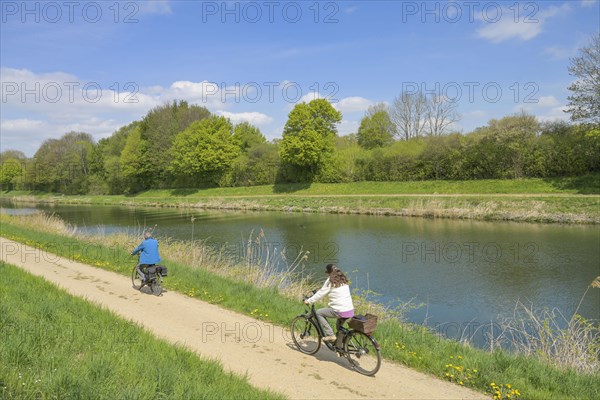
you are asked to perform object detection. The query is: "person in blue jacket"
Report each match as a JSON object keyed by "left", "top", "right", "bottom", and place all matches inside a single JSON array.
[{"left": 132, "top": 229, "right": 161, "bottom": 283}]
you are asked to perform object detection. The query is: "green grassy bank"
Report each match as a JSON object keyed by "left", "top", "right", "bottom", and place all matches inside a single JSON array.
[
  {"left": 2, "top": 214, "right": 599, "bottom": 399},
  {"left": 0, "top": 261, "right": 284, "bottom": 400},
  {"left": 2, "top": 175, "right": 600, "bottom": 224}
]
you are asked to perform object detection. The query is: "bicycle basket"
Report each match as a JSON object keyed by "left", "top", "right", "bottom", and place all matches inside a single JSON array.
[{"left": 348, "top": 314, "right": 378, "bottom": 334}]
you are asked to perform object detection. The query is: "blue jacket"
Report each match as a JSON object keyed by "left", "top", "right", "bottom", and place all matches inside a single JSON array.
[{"left": 132, "top": 238, "right": 161, "bottom": 265}]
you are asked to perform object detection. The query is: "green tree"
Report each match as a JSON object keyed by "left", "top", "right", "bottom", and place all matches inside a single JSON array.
[
  {"left": 97, "top": 122, "right": 140, "bottom": 193},
  {"left": 233, "top": 122, "right": 266, "bottom": 151},
  {"left": 0, "top": 158, "right": 23, "bottom": 191},
  {"left": 357, "top": 105, "right": 396, "bottom": 149},
  {"left": 32, "top": 132, "right": 94, "bottom": 193},
  {"left": 119, "top": 126, "right": 149, "bottom": 192},
  {"left": 170, "top": 116, "right": 240, "bottom": 185},
  {"left": 566, "top": 33, "right": 600, "bottom": 125},
  {"left": 470, "top": 112, "right": 540, "bottom": 178},
  {"left": 0, "top": 150, "right": 26, "bottom": 191},
  {"left": 280, "top": 99, "right": 342, "bottom": 180},
  {"left": 0, "top": 150, "right": 26, "bottom": 162},
  {"left": 139, "top": 100, "right": 210, "bottom": 185},
  {"left": 222, "top": 142, "right": 281, "bottom": 186}
]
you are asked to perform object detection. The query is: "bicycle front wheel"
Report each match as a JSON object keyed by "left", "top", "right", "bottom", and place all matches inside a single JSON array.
[
  {"left": 290, "top": 316, "right": 321, "bottom": 355},
  {"left": 132, "top": 265, "right": 144, "bottom": 289},
  {"left": 344, "top": 331, "right": 381, "bottom": 376}
]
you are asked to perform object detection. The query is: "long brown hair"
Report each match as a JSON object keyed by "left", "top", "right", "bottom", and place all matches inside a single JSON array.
[{"left": 326, "top": 264, "right": 349, "bottom": 288}]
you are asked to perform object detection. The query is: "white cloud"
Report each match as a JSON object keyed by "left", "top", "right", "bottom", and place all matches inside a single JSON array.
[
  {"left": 536, "top": 106, "right": 570, "bottom": 122},
  {"left": 536, "top": 96, "right": 561, "bottom": 108},
  {"left": 0, "top": 67, "right": 278, "bottom": 154},
  {"left": 0, "top": 117, "right": 123, "bottom": 155},
  {"left": 284, "top": 91, "right": 324, "bottom": 111},
  {"left": 298, "top": 91, "right": 324, "bottom": 104},
  {"left": 580, "top": 0, "right": 598, "bottom": 8},
  {"left": 543, "top": 46, "right": 576, "bottom": 59},
  {"left": 0, "top": 119, "right": 44, "bottom": 131},
  {"left": 477, "top": 18, "right": 540, "bottom": 43},
  {"left": 162, "top": 80, "right": 233, "bottom": 110},
  {"left": 477, "top": 3, "right": 571, "bottom": 43},
  {"left": 514, "top": 95, "right": 561, "bottom": 112},
  {"left": 288, "top": 93, "right": 374, "bottom": 115},
  {"left": 0, "top": 68, "right": 245, "bottom": 118},
  {"left": 0, "top": 67, "right": 158, "bottom": 117},
  {"left": 337, "top": 120, "right": 360, "bottom": 136},
  {"left": 216, "top": 111, "right": 273, "bottom": 126},
  {"left": 513, "top": 95, "right": 569, "bottom": 122},
  {"left": 463, "top": 110, "right": 488, "bottom": 119},
  {"left": 138, "top": 0, "right": 173, "bottom": 15},
  {"left": 334, "top": 97, "right": 374, "bottom": 113}
]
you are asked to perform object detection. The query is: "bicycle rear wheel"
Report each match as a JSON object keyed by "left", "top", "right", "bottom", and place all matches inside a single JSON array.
[
  {"left": 290, "top": 316, "right": 321, "bottom": 355},
  {"left": 149, "top": 276, "right": 163, "bottom": 296},
  {"left": 344, "top": 331, "right": 381, "bottom": 376}
]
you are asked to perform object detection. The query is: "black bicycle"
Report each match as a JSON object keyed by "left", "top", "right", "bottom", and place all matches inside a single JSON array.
[
  {"left": 290, "top": 299, "right": 382, "bottom": 376},
  {"left": 131, "top": 263, "right": 167, "bottom": 296}
]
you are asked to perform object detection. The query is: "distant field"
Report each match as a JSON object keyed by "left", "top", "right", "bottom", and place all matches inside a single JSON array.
[{"left": 3, "top": 175, "right": 599, "bottom": 197}]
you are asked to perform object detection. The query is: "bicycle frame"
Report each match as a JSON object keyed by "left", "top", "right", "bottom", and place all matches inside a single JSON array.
[{"left": 304, "top": 303, "right": 349, "bottom": 351}]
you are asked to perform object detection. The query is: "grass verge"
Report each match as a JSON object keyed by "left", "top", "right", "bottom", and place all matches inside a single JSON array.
[
  {"left": 1, "top": 214, "right": 599, "bottom": 400},
  {"left": 0, "top": 261, "right": 284, "bottom": 400}
]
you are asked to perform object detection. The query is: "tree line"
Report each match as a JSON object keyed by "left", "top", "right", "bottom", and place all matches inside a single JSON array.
[
  {"left": 1, "top": 101, "right": 598, "bottom": 194},
  {"left": 1, "top": 34, "right": 598, "bottom": 193}
]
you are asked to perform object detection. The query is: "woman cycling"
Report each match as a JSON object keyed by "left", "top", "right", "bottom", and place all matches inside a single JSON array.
[{"left": 304, "top": 264, "right": 354, "bottom": 342}]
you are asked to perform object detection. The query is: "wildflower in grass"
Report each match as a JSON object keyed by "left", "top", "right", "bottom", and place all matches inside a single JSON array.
[
  {"left": 442, "top": 357, "right": 479, "bottom": 387},
  {"left": 488, "top": 382, "right": 522, "bottom": 400},
  {"left": 394, "top": 341, "right": 406, "bottom": 351}
]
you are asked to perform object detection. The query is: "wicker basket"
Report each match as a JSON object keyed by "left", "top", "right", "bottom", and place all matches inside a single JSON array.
[{"left": 348, "top": 314, "right": 378, "bottom": 334}]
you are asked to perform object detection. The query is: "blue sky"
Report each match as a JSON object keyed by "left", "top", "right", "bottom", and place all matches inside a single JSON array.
[{"left": 1, "top": 0, "right": 599, "bottom": 156}]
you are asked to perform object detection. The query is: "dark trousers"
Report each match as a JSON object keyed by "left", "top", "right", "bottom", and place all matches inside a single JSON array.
[{"left": 136, "top": 264, "right": 152, "bottom": 280}]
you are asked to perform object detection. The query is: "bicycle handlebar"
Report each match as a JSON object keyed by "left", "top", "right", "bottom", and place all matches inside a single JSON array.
[{"left": 303, "top": 289, "right": 317, "bottom": 302}]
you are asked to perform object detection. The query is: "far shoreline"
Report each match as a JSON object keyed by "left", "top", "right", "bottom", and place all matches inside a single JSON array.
[{"left": 2, "top": 190, "right": 599, "bottom": 225}]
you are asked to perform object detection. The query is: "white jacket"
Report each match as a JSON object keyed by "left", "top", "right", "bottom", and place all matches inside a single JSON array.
[{"left": 306, "top": 278, "right": 354, "bottom": 313}]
